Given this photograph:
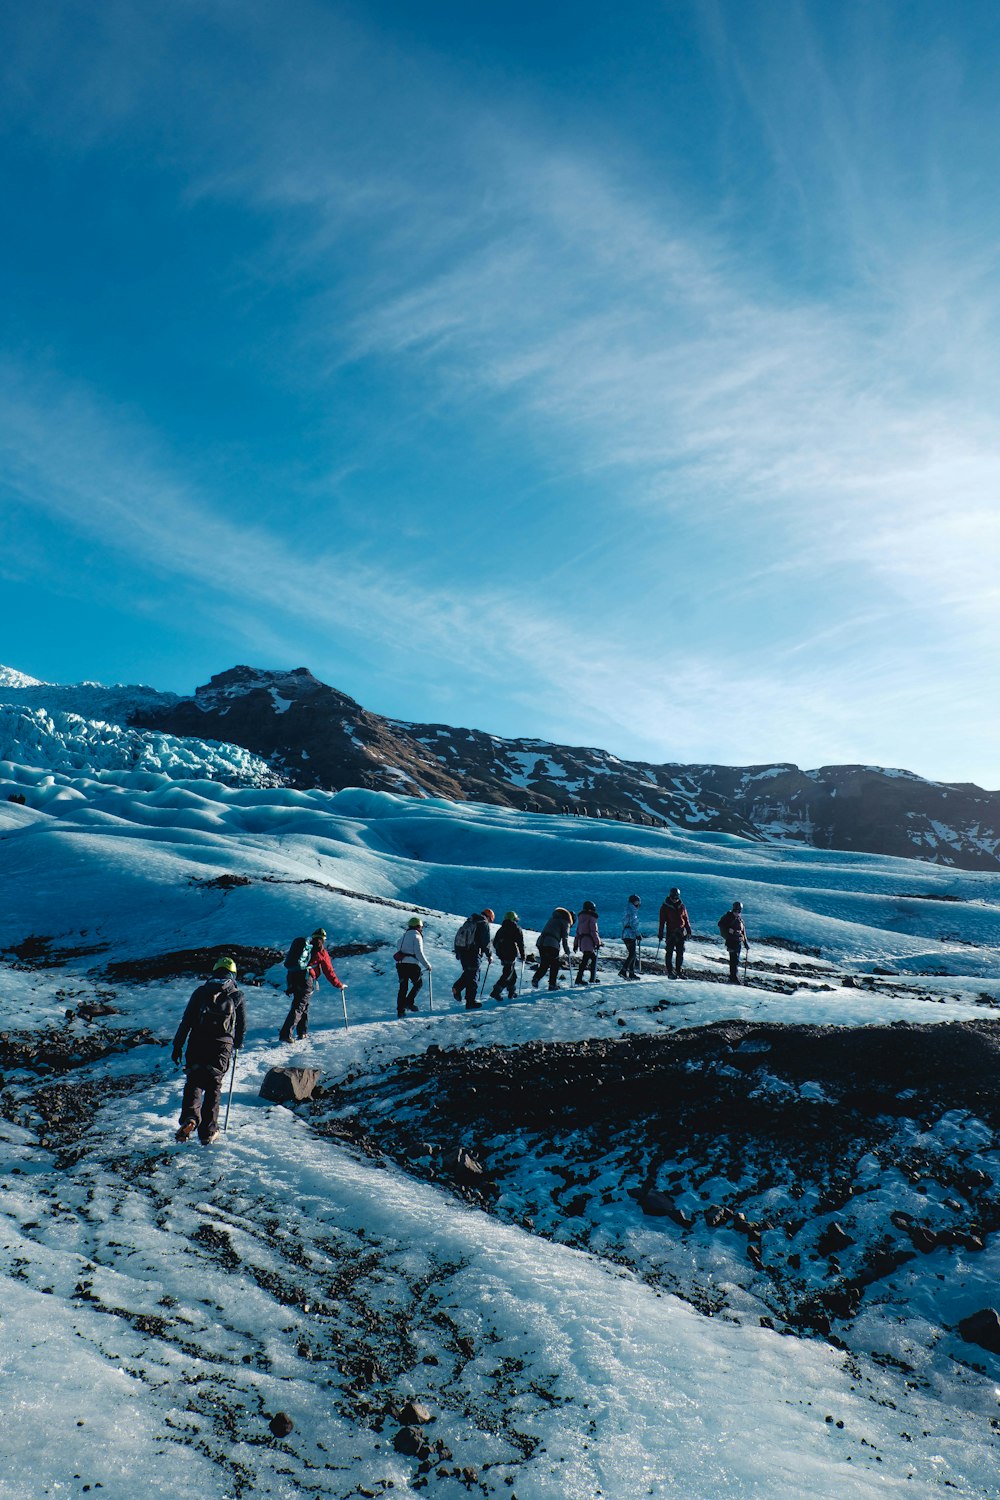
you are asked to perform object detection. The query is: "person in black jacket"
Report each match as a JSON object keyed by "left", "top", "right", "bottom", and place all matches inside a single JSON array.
[
  {"left": 532, "top": 908, "right": 573, "bottom": 991},
  {"left": 451, "top": 909, "right": 494, "bottom": 1010},
  {"left": 172, "top": 957, "right": 247, "bottom": 1144},
  {"left": 490, "top": 911, "right": 526, "bottom": 1000},
  {"left": 717, "top": 901, "right": 749, "bottom": 983}
]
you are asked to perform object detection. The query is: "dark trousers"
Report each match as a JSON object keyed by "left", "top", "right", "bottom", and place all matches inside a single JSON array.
[
  {"left": 532, "top": 946, "right": 562, "bottom": 990},
  {"left": 179, "top": 1063, "right": 227, "bottom": 1142},
  {"left": 280, "top": 973, "right": 314, "bottom": 1040},
  {"left": 727, "top": 943, "right": 742, "bottom": 982},
  {"left": 491, "top": 959, "right": 519, "bottom": 998},
  {"left": 396, "top": 962, "right": 422, "bottom": 1013},
  {"left": 620, "top": 937, "right": 638, "bottom": 977},
  {"left": 575, "top": 951, "right": 597, "bottom": 982},
  {"left": 665, "top": 936, "right": 686, "bottom": 975},
  {"left": 454, "top": 953, "right": 481, "bottom": 1004}
]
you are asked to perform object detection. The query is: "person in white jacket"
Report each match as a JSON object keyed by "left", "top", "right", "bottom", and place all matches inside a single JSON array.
[
  {"left": 619, "top": 894, "right": 643, "bottom": 980},
  {"left": 396, "top": 916, "right": 432, "bottom": 1016}
]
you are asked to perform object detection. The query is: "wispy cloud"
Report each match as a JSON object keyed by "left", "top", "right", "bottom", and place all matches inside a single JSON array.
[{"left": 2, "top": 1, "right": 999, "bottom": 780}]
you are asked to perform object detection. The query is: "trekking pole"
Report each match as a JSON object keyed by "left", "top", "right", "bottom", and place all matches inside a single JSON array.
[
  {"left": 478, "top": 957, "right": 493, "bottom": 1000},
  {"left": 223, "top": 1050, "right": 238, "bottom": 1134},
  {"left": 743, "top": 946, "right": 749, "bottom": 984},
  {"left": 655, "top": 938, "right": 662, "bottom": 967},
  {"left": 428, "top": 971, "right": 434, "bottom": 1014},
  {"left": 637, "top": 938, "right": 642, "bottom": 976},
  {"left": 518, "top": 957, "right": 524, "bottom": 997},
  {"left": 340, "top": 985, "right": 349, "bottom": 1030}
]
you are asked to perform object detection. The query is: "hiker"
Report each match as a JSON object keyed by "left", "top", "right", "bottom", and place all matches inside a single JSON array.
[
  {"left": 452, "top": 909, "right": 493, "bottom": 1010},
  {"left": 718, "top": 901, "right": 749, "bottom": 983},
  {"left": 490, "top": 911, "right": 526, "bottom": 1000},
  {"left": 573, "top": 900, "right": 601, "bottom": 984},
  {"left": 532, "top": 907, "right": 573, "bottom": 991},
  {"left": 172, "top": 956, "right": 246, "bottom": 1144},
  {"left": 279, "top": 926, "right": 345, "bottom": 1042},
  {"left": 619, "top": 894, "right": 643, "bottom": 979},
  {"left": 658, "top": 888, "right": 693, "bottom": 977},
  {"left": 395, "top": 916, "right": 431, "bottom": 1017}
]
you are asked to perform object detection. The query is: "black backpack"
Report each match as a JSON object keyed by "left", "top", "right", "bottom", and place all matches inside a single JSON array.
[
  {"left": 196, "top": 981, "right": 237, "bottom": 1039},
  {"left": 284, "top": 936, "right": 311, "bottom": 971}
]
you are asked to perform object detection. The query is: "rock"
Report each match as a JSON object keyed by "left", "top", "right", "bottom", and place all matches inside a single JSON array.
[
  {"left": 394, "top": 1425, "right": 432, "bottom": 1459},
  {"left": 640, "top": 1191, "right": 673, "bottom": 1218},
  {"left": 907, "top": 1225, "right": 939, "bottom": 1254},
  {"left": 958, "top": 1308, "right": 1000, "bottom": 1355},
  {"left": 259, "top": 1067, "right": 322, "bottom": 1104},
  {"left": 400, "top": 1400, "right": 434, "bottom": 1426},
  {"left": 269, "top": 1411, "right": 294, "bottom": 1437},
  {"left": 818, "top": 1222, "right": 854, "bottom": 1256}
]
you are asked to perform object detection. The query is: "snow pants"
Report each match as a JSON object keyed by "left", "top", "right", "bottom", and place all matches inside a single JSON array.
[
  {"left": 280, "top": 972, "right": 314, "bottom": 1041},
  {"left": 575, "top": 951, "right": 597, "bottom": 983},
  {"left": 396, "top": 961, "right": 423, "bottom": 1014},
  {"left": 491, "top": 959, "right": 519, "bottom": 999},
  {"left": 727, "top": 943, "right": 742, "bottom": 982},
  {"left": 453, "top": 953, "right": 481, "bottom": 1006},
  {"left": 179, "top": 1062, "right": 227, "bottom": 1143},
  {"left": 532, "top": 945, "right": 562, "bottom": 990},
  {"left": 620, "top": 938, "right": 638, "bottom": 978},
  {"left": 665, "top": 936, "right": 686, "bottom": 976}
]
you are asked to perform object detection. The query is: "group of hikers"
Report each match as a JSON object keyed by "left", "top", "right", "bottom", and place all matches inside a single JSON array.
[{"left": 171, "top": 899, "right": 750, "bottom": 1143}]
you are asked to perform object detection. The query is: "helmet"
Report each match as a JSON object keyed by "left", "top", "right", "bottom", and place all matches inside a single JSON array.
[
  {"left": 669, "top": 888, "right": 681, "bottom": 899},
  {"left": 581, "top": 900, "right": 596, "bottom": 914},
  {"left": 628, "top": 894, "right": 641, "bottom": 905},
  {"left": 311, "top": 928, "right": 327, "bottom": 941},
  {"left": 407, "top": 916, "right": 423, "bottom": 929},
  {"left": 213, "top": 956, "right": 237, "bottom": 974},
  {"left": 568, "top": 910, "right": 577, "bottom": 923},
  {"left": 504, "top": 910, "right": 519, "bottom": 923},
  {"left": 482, "top": 908, "right": 495, "bottom": 922},
  {"left": 732, "top": 901, "right": 743, "bottom": 912}
]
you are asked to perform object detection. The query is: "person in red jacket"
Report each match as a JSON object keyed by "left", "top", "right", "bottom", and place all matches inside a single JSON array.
[
  {"left": 279, "top": 927, "right": 344, "bottom": 1042},
  {"left": 658, "top": 888, "right": 693, "bottom": 977}
]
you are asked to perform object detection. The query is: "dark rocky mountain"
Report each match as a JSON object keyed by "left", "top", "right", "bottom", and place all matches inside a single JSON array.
[{"left": 132, "top": 664, "right": 1000, "bottom": 872}]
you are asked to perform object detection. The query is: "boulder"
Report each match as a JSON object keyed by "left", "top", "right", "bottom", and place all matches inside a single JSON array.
[
  {"left": 958, "top": 1308, "right": 1000, "bottom": 1356},
  {"left": 818, "top": 1222, "right": 854, "bottom": 1256},
  {"left": 394, "top": 1425, "right": 432, "bottom": 1458},
  {"left": 269, "top": 1411, "right": 294, "bottom": 1437},
  {"left": 259, "top": 1067, "right": 322, "bottom": 1104}
]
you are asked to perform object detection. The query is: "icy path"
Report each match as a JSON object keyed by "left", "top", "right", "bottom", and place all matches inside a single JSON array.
[{"left": 4, "top": 1083, "right": 993, "bottom": 1500}]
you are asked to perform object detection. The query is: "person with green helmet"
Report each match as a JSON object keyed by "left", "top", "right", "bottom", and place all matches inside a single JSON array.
[
  {"left": 490, "top": 911, "right": 526, "bottom": 1000},
  {"left": 279, "top": 926, "right": 344, "bottom": 1042},
  {"left": 395, "top": 916, "right": 432, "bottom": 1017},
  {"left": 172, "top": 956, "right": 246, "bottom": 1144}
]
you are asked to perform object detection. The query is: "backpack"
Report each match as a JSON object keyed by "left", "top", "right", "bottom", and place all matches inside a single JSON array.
[
  {"left": 197, "top": 982, "right": 236, "bottom": 1040},
  {"left": 284, "top": 936, "right": 311, "bottom": 972},
  {"left": 718, "top": 912, "right": 740, "bottom": 942},
  {"left": 454, "top": 916, "right": 480, "bottom": 953}
]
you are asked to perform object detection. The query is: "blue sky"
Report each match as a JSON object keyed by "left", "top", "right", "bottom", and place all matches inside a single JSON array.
[{"left": 2, "top": 0, "right": 999, "bottom": 785}]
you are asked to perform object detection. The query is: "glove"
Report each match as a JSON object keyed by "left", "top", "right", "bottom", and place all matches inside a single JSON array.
[{"left": 426, "top": 964, "right": 433, "bottom": 972}]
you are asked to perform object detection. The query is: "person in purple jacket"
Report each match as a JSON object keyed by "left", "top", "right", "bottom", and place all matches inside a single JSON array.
[{"left": 573, "top": 900, "right": 601, "bottom": 984}]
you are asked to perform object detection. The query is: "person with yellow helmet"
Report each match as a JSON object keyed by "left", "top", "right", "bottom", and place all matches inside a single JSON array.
[{"left": 172, "top": 956, "right": 246, "bottom": 1144}]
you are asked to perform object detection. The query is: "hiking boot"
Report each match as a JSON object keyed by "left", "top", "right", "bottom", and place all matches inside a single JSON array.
[
  {"left": 489, "top": 988, "right": 503, "bottom": 1001},
  {"left": 175, "top": 1121, "right": 196, "bottom": 1143},
  {"left": 406, "top": 1000, "right": 418, "bottom": 1012},
  {"left": 466, "top": 999, "right": 482, "bottom": 1010},
  {"left": 278, "top": 1032, "right": 291, "bottom": 1044},
  {"left": 201, "top": 1130, "right": 220, "bottom": 1145}
]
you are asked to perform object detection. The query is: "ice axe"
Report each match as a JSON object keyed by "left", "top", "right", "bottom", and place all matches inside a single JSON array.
[{"left": 340, "top": 984, "right": 349, "bottom": 1030}]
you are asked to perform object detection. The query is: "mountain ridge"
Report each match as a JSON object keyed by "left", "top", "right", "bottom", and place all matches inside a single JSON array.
[{"left": 3, "top": 661, "right": 1000, "bottom": 871}]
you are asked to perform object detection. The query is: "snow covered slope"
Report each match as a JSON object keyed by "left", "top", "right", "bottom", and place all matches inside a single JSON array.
[{"left": 3, "top": 771, "right": 1000, "bottom": 1497}]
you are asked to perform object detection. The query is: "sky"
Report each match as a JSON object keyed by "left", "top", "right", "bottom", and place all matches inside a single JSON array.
[{"left": 1, "top": 0, "right": 999, "bottom": 786}]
